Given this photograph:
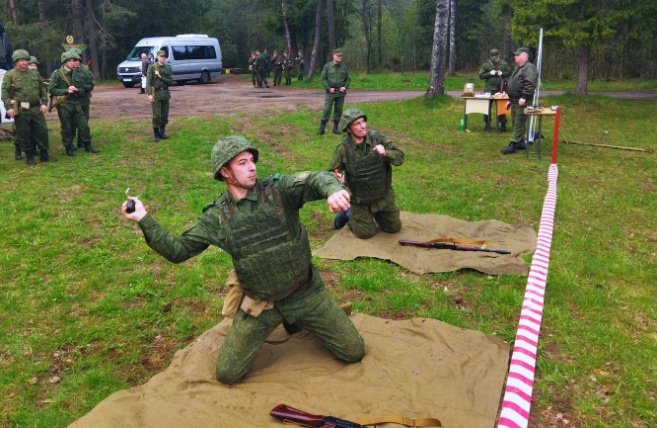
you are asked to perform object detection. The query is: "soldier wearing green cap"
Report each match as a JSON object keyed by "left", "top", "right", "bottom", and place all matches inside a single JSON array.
[
  {"left": 328, "top": 108, "right": 404, "bottom": 238},
  {"left": 2, "top": 49, "right": 53, "bottom": 164},
  {"left": 318, "top": 48, "right": 350, "bottom": 135},
  {"left": 49, "top": 49, "right": 100, "bottom": 156},
  {"left": 501, "top": 47, "right": 538, "bottom": 154},
  {"left": 121, "top": 136, "right": 365, "bottom": 385},
  {"left": 146, "top": 49, "right": 174, "bottom": 141},
  {"left": 479, "top": 48, "right": 511, "bottom": 131},
  {"left": 70, "top": 48, "right": 96, "bottom": 150}
]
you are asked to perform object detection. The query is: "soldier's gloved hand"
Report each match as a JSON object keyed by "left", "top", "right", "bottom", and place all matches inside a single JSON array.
[
  {"left": 327, "top": 190, "right": 351, "bottom": 213},
  {"left": 122, "top": 197, "right": 148, "bottom": 222},
  {"left": 497, "top": 70, "right": 503, "bottom": 76},
  {"left": 519, "top": 98, "right": 526, "bottom": 106},
  {"left": 490, "top": 70, "right": 497, "bottom": 76}
]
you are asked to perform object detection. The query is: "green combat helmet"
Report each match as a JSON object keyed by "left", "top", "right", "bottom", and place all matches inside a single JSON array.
[
  {"left": 61, "top": 50, "right": 81, "bottom": 63},
  {"left": 12, "top": 49, "right": 30, "bottom": 62},
  {"left": 339, "top": 107, "right": 368, "bottom": 132},
  {"left": 29, "top": 56, "right": 39, "bottom": 65},
  {"left": 211, "top": 136, "right": 259, "bottom": 181}
]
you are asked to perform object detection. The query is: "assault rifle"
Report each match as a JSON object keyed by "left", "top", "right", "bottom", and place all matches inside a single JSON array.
[
  {"left": 399, "top": 239, "right": 510, "bottom": 255},
  {"left": 270, "top": 404, "right": 366, "bottom": 428}
]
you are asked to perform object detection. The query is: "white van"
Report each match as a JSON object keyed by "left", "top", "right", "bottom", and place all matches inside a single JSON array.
[{"left": 116, "top": 34, "right": 222, "bottom": 88}]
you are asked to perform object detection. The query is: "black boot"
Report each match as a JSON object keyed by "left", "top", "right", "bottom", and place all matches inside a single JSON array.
[
  {"left": 40, "top": 150, "right": 57, "bottom": 162},
  {"left": 484, "top": 117, "right": 491, "bottom": 131},
  {"left": 159, "top": 126, "right": 169, "bottom": 140},
  {"left": 26, "top": 151, "right": 36, "bottom": 165},
  {"left": 154, "top": 128, "right": 161, "bottom": 142},
  {"left": 84, "top": 142, "right": 100, "bottom": 153},
  {"left": 14, "top": 145, "right": 22, "bottom": 161},
  {"left": 332, "top": 120, "right": 341, "bottom": 135},
  {"left": 498, "top": 123, "right": 506, "bottom": 133},
  {"left": 515, "top": 140, "right": 527, "bottom": 150},
  {"left": 77, "top": 138, "right": 84, "bottom": 149},
  {"left": 317, "top": 120, "right": 327, "bottom": 135},
  {"left": 65, "top": 146, "right": 77, "bottom": 157},
  {"left": 501, "top": 142, "right": 517, "bottom": 155}
]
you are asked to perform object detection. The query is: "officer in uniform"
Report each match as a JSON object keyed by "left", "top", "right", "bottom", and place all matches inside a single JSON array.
[
  {"left": 70, "top": 48, "right": 96, "bottom": 151},
  {"left": 329, "top": 108, "right": 404, "bottom": 238},
  {"left": 121, "top": 136, "right": 365, "bottom": 385},
  {"left": 478, "top": 48, "right": 511, "bottom": 131},
  {"left": 146, "top": 49, "right": 173, "bottom": 142},
  {"left": 1, "top": 49, "right": 52, "bottom": 164},
  {"left": 49, "top": 50, "right": 99, "bottom": 156},
  {"left": 283, "top": 51, "right": 294, "bottom": 85},
  {"left": 295, "top": 50, "right": 304, "bottom": 81},
  {"left": 254, "top": 49, "right": 269, "bottom": 88},
  {"left": 319, "top": 48, "right": 350, "bottom": 135},
  {"left": 501, "top": 47, "right": 538, "bottom": 154},
  {"left": 272, "top": 51, "right": 284, "bottom": 87}
]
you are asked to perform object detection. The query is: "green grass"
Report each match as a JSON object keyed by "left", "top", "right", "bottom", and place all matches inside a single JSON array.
[{"left": 1, "top": 76, "right": 656, "bottom": 427}]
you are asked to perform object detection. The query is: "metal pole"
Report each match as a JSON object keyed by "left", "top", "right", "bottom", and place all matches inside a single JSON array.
[{"left": 528, "top": 28, "right": 543, "bottom": 143}]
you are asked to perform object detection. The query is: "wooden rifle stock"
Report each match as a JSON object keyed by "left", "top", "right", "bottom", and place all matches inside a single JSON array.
[
  {"left": 270, "top": 404, "right": 366, "bottom": 428},
  {"left": 399, "top": 239, "right": 511, "bottom": 255}
]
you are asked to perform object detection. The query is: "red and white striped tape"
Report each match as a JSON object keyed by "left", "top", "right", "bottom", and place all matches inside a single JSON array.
[{"left": 497, "top": 163, "right": 559, "bottom": 428}]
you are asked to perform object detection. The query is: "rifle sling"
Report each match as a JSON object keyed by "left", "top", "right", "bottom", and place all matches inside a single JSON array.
[
  {"left": 353, "top": 415, "right": 442, "bottom": 427},
  {"left": 427, "top": 237, "right": 488, "bottom": 249}
]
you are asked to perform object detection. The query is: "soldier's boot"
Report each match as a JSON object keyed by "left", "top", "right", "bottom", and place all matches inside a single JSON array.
[
  {"left": 65, "top": 146, "right": 77, "bottom": 157},
  {"left": 76, "top": 138, "right": 84, "bottom": 149},
  {"left": 26, "top": 151, "right": 36, "bottom": 165},
  {"left": 334, "top": 208, "right": 351, "bottom": 230},
  {"left": 332, "top": 120, "right": 341, "bottom": 135},
  {"left": 264, "top": 82, "right": 270, "bottom": 88},
  {"left": 84, "top": 142, "right": 100, "bottom": 153},
  {"left": 154, "top": 128, "right": 161, "bottom": 142},
  {"left": 159, "top": 126, "right": 169, "bottom": 140},
  {"left": 498, "top": 122, "right": 506, "bottom": 133},
  {"left": 40, "top": 150, "right": 57, "bottom": 162},
  {"left": 317, "top": 120, "right": 327, "bottom": 135},
  {"left": 501, "top": 142, "right": 517, "bottom": 155},
  {"left": 515, "top": 140, "right": 527, "bottom": 150},
  {"left": 14, "top": 145, "right": 23, "bottom": 161},
  {"left": 484, "top": 117, "right": 491, "bottom": 131}
]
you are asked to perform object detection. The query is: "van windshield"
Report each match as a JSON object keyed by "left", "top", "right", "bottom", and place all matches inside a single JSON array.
[{"left": 126, "top": 46, "right": 155, "bottom": 61}]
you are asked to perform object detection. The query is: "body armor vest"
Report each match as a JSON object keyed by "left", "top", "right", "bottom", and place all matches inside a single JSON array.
[
  {"left": 217, "top": 178, "right": 312, "bottom": 300},
  {"left": 344, "top": 136, "right": 391, "bottom": 204}
]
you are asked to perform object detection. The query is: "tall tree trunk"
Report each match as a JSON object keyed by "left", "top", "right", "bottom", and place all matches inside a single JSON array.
[
  {"left": 448, "top": 0, "right": 456, "bottom": 76},
  {"left": 576, "top": 44, "right": 590, "bottom": 96},
  {"left": 9, "top": 0, "right": 19, "bottom": 24},
  {"left": 326, "top": 0, "right": 336, "bottom": 56},
  {"left": 502, "top": 12, "right": 513, "bottom": 59},
  {"left": 308, "top": 0, "right": 323, "bottom": 80},
  {"left": 377, "top": 0, "right": 382, "bottom": 68},
  {"left": 85, "top": 0, "right": 100, "bottom": 77},
  {"left": 282, "top": 0, "right": 293, "bottom": 56},
  {"left": 426, "top": 0, "right": 449, "bottom": 98}
]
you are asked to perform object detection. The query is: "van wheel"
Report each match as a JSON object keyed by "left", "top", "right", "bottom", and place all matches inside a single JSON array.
[
  {"left": 122, "top": 82, "right": 135, "bottom": 88},
  {"left": 199, "top": 71, "right": 211, "bottom": 84}
]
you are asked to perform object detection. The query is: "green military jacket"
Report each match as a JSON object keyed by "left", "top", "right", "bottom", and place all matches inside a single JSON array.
[
  {"left": 254, "top": 54, "right": 268, "bottom": 72},
  {"left": 137, "top": 171, "right": 344, "bottom": 293},
  {"left": 49, "top": 67, "right": 92, "bottom": 109},
  {"left": 76, "top": 64, "right": 95, "bottom": 105},
  {"left": 146, "top": 62, "right": 173, "bottom": 100},
  {"left": 1, "top": 68, "right": 48, "bottom": 114},
  {"left": 507, "top": 61, "right": 538, "bottom": 103},
  {"left": 321, "top": 61, "right": 350, "bottom": 93},
  {"left": 294, "top": 54, "right": 304, "bottom": 75},
  {"left": 478, "top": 59, "right": 511, "bottom": 93}
]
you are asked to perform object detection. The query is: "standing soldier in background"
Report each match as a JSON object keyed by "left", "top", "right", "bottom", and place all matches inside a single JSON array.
[
  {"left": 71, "top": 48, "right": 97, "bottom": 151},
  {"left": 295, "top": 50, "right": 305, "bottom": 81},
  {"left": 49, "top": 50, "right": 99, "bottom": 156},
  {"left": 501, "top": 47, "right": 537, "bottom": 155},
  {"left": 146, "top": 49, "right": 174, "bottom": 142},
  {"left": 255, "top": 49, "right": 269, "bottom": 89},
  {"left": 2, "top": 49, "right": 53, "bottom": 165},
  {"left": 272, "top": 51, "right": 284, "bottom": 87},
  {"left": 263, "top": 48, "right": 272, "bottom": 78},
  {"left": 248, "top": 51, "right": 257, "bottom": 88},
  {"left": 479, "top": 48, "right": 511, "bottom": 131},
  {"left": 284, "top": 51, "right": 294, "bottom": 86},
  {"left": 319, "top": 49, "right": 350, "bottom": 135},
  {"left": 28, "top": 56, "right": 40, "bottom": 73}
]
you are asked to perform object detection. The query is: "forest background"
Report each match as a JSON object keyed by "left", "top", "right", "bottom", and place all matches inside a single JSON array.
[{"left": 3, "top": 0, "right": 657, "bottom": 95}]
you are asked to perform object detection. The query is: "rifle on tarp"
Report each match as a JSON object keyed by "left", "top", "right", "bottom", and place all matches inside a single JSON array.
[
  {"left": 399, "top": 239, "right": 510, "bottom": 254},
  {"left": 270, "top": 404, "right": 365, "bottom": 428}
]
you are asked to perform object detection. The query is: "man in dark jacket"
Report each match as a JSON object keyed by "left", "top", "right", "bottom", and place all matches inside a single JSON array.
[{"left": 501, "top": 47, "right": 537, "bottom": 154}]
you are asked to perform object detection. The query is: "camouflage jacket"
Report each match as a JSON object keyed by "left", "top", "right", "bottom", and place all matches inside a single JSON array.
[
  {"left": 478, "top": 59, "right": 511, "bottom": 93},
  {"left": 1, "top": 68, "right": 48, "bottom": 113}
]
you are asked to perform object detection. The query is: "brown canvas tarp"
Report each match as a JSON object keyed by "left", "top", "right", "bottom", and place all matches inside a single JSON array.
[
  {"left": 70, "top": 313, "right": 510, "bottom": 428},
  {"left": 315, "top": 212, "right": 537, "bottom": 276}
]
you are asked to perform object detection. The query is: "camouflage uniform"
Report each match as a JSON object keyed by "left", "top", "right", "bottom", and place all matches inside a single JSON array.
[
  {"left": 272, "top": 53, "right": 284, "bottom": 86},
  {"left": 248, "top": 52, "right": 257, "bottom": 87},
  {"left": 146, "top": 51, "right": 174, "bottom": 141},
  {"left": 135, "top": 136, "right": 365, "bottom": 384},
  {"left": 505, "top": 47, "right": 538, "bottom": 153},
  {"left": 478, "top": 49, "right": 511, "bottom": 130},
  {"left": 1, "top": 50, "right": 50, "bottom": 164},
  {"left": 284, "top": 53, "right": 294, "bottom": 85},
  {"left": 320, "top": 49, "right": 350, "bottom": 134},
  {"left": 49, "top": 51, "right": 95, "bottom": 155},
  {"left": 329, "top": 108, "right": 404, "bottom": 239},
  {"left": 73, "top": 60, "right": 95, "bottom": 148},
  {"left": 254, "top": 51, "right": 269, "bottom": 88},
  {"left": 295, "top": 52, "right": 304, "bottom": 81}
]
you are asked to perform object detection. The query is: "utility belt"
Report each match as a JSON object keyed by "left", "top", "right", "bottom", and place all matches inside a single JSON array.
[{"left": 9, "top": 100, "right": 42, "bottom": 115}]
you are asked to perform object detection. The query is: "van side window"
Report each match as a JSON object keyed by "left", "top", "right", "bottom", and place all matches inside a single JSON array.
[{"left": 172, "top": 45, "right": 217, "bottom": 61}]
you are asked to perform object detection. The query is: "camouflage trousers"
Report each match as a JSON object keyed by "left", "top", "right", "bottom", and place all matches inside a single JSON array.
[
  {"left": 215, "top": 265, "right": 365, "bottom": 385},
  {"left": 510, "top": 102, "right": 528, "bottom": 143},
  {"left": 72, "top": 99, "right": 91, "bottom": 143},
  {"left": 321, "top": 92, "right": 346, "bottom": 122},
  {"left": 15, "top": 112, "right": 49, "bottom": 153},
  {"left": 349, "top": 190, "right": 402, "bottom": 239},
  {"left": 56, "top": 103, "right": 90, "bottom": 148},
  {"left": 151, "top": 98, "right": 169, "bottom": 129},
  {"left": 273, "top": 69, "right": 282, "bottom": 86}
]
